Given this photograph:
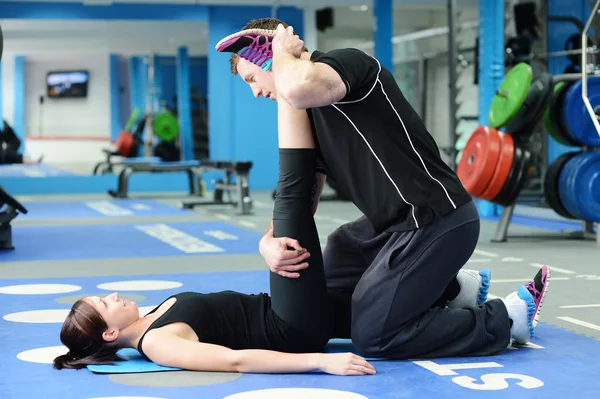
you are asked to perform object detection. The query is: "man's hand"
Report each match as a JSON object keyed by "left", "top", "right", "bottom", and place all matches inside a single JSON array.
[
  {"left": 272, "top": 24, "right": 305, "bottom": 59},
  {"left": 259, "top": 234, "right": 311, "bottom": 278}
]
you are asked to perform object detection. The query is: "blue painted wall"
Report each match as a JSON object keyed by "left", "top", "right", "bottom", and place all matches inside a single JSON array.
[
  {"left": 160, "top": 56, "right": 208, "bottom": 111},
  {"left": 208, "top": 5, "right": 304, "bottom": 190},
  {"left": 13, "top": 55, "right": 25, "bottom": 153},
  {"left": 476, "top": 0, "right": 505, "bottom": 217},
  {"left": 546, "top": 1, "right": 594, "bottom": 164}
]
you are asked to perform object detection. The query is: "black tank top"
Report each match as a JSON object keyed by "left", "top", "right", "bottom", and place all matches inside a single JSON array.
[{"left": 137, "top": 291, "right": 299, "bottom": 358}]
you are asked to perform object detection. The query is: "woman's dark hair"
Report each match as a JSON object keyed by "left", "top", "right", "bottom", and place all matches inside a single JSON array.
[{"left": 53, "top": 299, "right": 123, "bottom": 370}]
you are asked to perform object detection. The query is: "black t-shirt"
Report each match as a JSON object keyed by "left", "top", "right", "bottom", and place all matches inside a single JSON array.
[{"left": 308, "top": 48, "right": 472, "bottom": 233}]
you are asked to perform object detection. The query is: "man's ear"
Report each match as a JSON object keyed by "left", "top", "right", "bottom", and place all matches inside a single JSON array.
[{"left": 102, "top": 328, "right": 119, "bottom": 343}]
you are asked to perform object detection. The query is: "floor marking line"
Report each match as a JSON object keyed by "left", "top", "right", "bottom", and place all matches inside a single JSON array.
[
  {"left": 529, "top": 262, "right": 576, "bottom": 275},
  {"left": 557, "top": 316, "right": 600, "bottom": 332},
  {"left": 215, "top": 214, "right": 231, "bottom": 221},
  {"left": 473, "top": 249, "right": 499, "bottom": 258},
  {"left": 239, "top": 220, "right": 256, "bottom": 228},
  {"left": 466, "top": 258, "right": 492, "bottom": 263},
  {"left": 559, "top": 304, "right": 600, "bottom": 309}
]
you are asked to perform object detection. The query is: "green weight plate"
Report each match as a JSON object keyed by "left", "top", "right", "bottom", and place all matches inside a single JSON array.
[
  {"left": 543, "top": 82, "right": 567, "bottom": 143},
  {"left": 504, "top": 72, "right": 554, "bottom": 138},
  {"left": 488, "top": 62, "right": 533, "bottom": 128},
  {"left": 152, "top": 112, "right": 179, "bottom": 142}
]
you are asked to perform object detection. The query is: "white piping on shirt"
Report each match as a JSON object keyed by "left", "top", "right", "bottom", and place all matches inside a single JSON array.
[{"left": 330, "top": 54, "right": 457, "bottom": 228}]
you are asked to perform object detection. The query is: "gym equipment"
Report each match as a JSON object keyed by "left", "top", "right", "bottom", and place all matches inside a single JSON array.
[
  {"left": 108, "top": 160, "right": 204, "bottom": 199},
  {"left": 503, "top": 73, "right": 554, "bottom": 138},
  {"left": 93, "top": 150, "right": 159, "bottom": 175},
  {"left": 547, "top": 80, "right": 580, "bottom": 146},
  {"left": 0, "top": 185, "right": 28, "bottom": 250},
  {"left": 558, "top": 151, "right": 600, "bottom": 222},
  {"left": 563, "top": 77, "right": 600, "bottom": 147},
  {"left": 479, "top": 131, "right": 515, "bottom": 201},
  {"left": 492, "top": 139, "right": 532, "bottom": 207},
  {"left": 457, "top": 125, "right": 532, "bottom": 207},
  {"left": 488, "top": 62, "right": 532, "bottom": 129},
  {"left": 456, "top": 126, "right": 502, "bottom": 197},
  {"left": 181, "top": 160, "right": 254, "bottom": 215},
  {"left": 152, "top": 111, "right": 180, "bottom": 142},
  {"left": 544, "top": 152, "right": 578, "bottom": 220}
]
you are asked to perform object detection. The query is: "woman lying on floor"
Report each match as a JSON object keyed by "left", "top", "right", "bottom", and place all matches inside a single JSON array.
[{"left": 52, "top": 97, "right": 375, "bottom": 378}]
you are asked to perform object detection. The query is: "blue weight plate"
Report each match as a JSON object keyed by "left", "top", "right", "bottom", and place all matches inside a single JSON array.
[
  {"left": 563, "top": 77, "right": 600, "bottom": 147},
  {"left": 571, "top": 151, "right": 600, "bottom": 222},
  {"left": 558, "top": 153, "right": 585, "bottom": 220}
]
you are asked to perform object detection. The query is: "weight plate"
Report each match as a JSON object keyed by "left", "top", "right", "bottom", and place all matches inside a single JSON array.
[
  {"left": 494, "top": 140, "right": 531, "bottom": 206},
  {"left": 115, "top": 131, "right": 134, "bottom": 157},
  {"left": 456, "top": 126, "right": 502, "bottom": 197},
  {"left": 558, "top": 153, "right": 586, "bottom": 220},
  {"left": 479, "top": 131, "right": 515, "bottom": 201},
  {"left": 124, "top": 108, "right": 141, "bottom": 133},
  {"left": 543, "top": 81, "right": 570, "bottom": 145},
  {"left": 543, "top": 152, "right": 578, "bottom": 219},
  {"left": 570, "top": 152, "right": 600, "bottom": 222},
  {"left": 563, "top": 76, "right": 600, "bottom": 147},
  {"left": 488, "top": 62, "right": 533, "bottom": 128},
  {"left": 491, "top": 143, "right": 523, "bottom": 206},
  {"left": 152, "top": 112, "right": 180, "bottom": 142},
  {"left": 504, "top": 73, "right": 554, "bottom": 138},
  {"left": 549, "top": 81, "right": 580, "bottom": 146}
]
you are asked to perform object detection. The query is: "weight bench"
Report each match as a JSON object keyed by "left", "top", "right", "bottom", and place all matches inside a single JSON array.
[
  {"left": 93, "top": 149, "right": 161, "bottom": 175},
  {"left": 0, "top": 185, "right": 28, "bottom": 250},
  {"left": 108, "top": 160, "right": 203, "bottom": 199},
  {"left": 181, "top": 160, "right": 253, "bottom": 215}
]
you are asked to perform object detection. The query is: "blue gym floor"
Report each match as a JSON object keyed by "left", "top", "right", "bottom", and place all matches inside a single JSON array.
[{"left": 2, "top": 194, "right": 600, "bottom": 399}]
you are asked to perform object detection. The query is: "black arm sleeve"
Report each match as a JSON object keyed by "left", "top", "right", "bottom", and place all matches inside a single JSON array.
[{"left": 311, "top": 48, "right": 380, "bottom": 102}]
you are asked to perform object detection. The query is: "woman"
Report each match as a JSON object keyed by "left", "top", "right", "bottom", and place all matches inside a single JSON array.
[{"left": 52, "top": 76, "right": 375, "bottom": 377}]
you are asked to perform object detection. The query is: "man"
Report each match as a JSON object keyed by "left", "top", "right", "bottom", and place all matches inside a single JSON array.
[{"left": 216, "top": 18, "right": 550, "bottom": 359}]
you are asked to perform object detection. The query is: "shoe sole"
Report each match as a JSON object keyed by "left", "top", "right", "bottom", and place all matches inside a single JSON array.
[
  {"left": 532, "top": 267, "right": 551, "bottom": 328},
  {"left": 477, "top": 269, "right": 491, "bottom": 306},
  {"left": 517, "top": 285, "right": 536, "bottom": 339}
]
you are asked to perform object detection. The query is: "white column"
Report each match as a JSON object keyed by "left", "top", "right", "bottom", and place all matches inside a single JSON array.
[{"left": 303, "top": 6, "right": 318, "bottom": 51}]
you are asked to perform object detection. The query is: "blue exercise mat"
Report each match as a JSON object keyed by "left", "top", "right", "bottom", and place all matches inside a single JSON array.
[
  {"left": 0, "top": 221, "right": 261, "bottom": 262},
  {"left": 87, "top": 339, "right": 384, "bottom": 374},
  {"left": 0, "top": 164, "right": 74, "bottom": 177},
  {"left": 18, "top": 199, "right": 190, "bottom": 220}
]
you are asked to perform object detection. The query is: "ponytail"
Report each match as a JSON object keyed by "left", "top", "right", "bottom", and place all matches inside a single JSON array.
[{"left": 53, "top": 349, "right": 123, "bottom": 370}]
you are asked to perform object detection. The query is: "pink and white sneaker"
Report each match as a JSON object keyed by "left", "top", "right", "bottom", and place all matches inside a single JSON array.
[
  {"left": 215, "top": 29, "right": 276, "bottom": 71},
  {"left": 503, "top": 265, "right": 551, "bottom": 345}
]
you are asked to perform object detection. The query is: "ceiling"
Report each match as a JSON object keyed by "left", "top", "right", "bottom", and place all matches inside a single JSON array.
[{"left": 0, "top": 1, "right": 479, "bottom": 56}]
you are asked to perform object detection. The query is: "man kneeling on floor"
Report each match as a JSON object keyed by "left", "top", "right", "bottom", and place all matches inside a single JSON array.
[{"left": 218, "top": 18, "right": 551, "bottom": 359}]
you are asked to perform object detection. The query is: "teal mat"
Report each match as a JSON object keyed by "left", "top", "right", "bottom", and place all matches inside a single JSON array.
[{"left": 88, "top": 339, "right": 384, "bottom": 373}]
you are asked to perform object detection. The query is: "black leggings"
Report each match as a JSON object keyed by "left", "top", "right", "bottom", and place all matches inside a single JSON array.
[{"left": 270, "top": 148, "right": 333, "bottom": 350}]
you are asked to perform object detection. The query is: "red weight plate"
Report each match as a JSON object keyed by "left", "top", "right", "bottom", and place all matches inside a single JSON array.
[
  {"left": 479, "top": 131, "right": 515, "bottom": 200},
  {"left": 115, "top": 131, "right": 134, "bottom": 157},
  {"left": 456, "top": 126, "right": 502, "bottom": 197}
]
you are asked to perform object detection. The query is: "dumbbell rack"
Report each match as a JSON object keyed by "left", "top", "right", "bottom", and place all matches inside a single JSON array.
[{"left": 492, "top": 0, "right": 600, "bottom": 246}]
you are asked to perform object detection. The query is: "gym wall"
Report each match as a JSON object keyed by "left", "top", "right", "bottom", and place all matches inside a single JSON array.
[{"left": 23, "top": 52, "right": 111, "bottom": 162}]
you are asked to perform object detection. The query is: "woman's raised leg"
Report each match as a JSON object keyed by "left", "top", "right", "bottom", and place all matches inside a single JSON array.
[{"left": 269, "top": 97, "right": 333, "bottom": 350}]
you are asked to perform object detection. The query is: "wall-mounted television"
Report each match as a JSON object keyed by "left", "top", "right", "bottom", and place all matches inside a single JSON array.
[{"left": 47, "top": 70, "right": 89, "bottom": 98}]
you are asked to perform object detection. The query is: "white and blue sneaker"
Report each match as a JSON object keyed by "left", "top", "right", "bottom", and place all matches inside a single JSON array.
[{"left": 447, "top": 268, "right": 491, "bottom": 309}]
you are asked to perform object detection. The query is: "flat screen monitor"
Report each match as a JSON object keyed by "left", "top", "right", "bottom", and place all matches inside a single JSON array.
[{"left": 47, "top": 70, "right": 89, "bottom": 98}]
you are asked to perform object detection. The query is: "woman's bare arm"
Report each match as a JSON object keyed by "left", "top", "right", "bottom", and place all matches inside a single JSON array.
[{"left": 141, "top": 330, "right": 375, "bottom": 375}]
